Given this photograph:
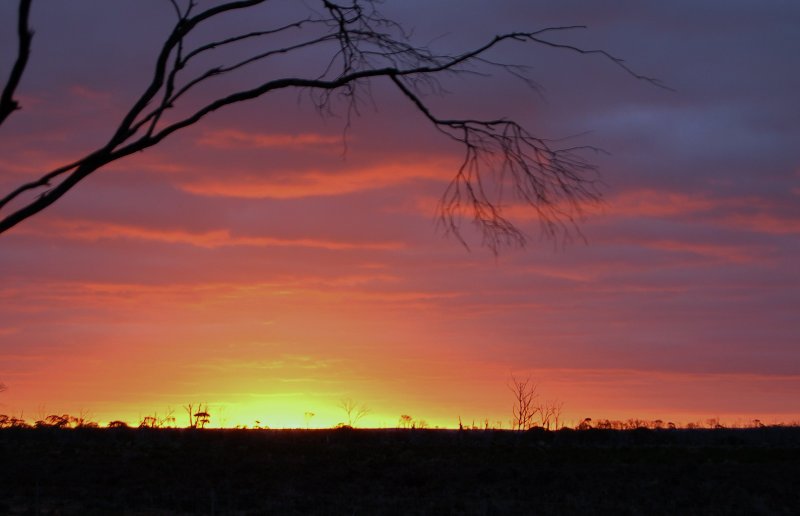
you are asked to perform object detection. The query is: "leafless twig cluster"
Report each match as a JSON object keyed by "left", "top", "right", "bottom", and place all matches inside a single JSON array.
[{"left": 0, "top": 0, "right": 659, "bottom": 248}]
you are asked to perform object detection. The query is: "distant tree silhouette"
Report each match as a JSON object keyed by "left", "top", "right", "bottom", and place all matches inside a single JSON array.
[
  {"left": 626, "top": 418, "right": 648, "bottom": 430},
  {"left": 0, "top": 414, "right": 28, "bottom": 428},
  {"left": 138, "top": 409, "right": 177, "bottom": 428},
  {"left": 161, "top": 407, "right": 177, "bottom": 428},
  {"left": 36, "top": 414, "right": 70, "bottom": 428},
  {"left": 0, "top": 0, "right": 660, "bottom": 248},
  {"left": 29, "top": 412, "right": 99, "bottom": 429},
  {"left": 140, "top": 415, "right": 159, "bottom": 428},
  {"left": 398, "top": 414, "right": 413, "bottom": 429},
  {"left": 194, "top": 410, "right": 211, "bottom": 429},
  {"left": 509, "top": 374, "right": 538, "bottom": 431},
  {"left": 339, "top": 397, "right": 369, "bottom": 427},
  {"left": 595, "top": 419, "right": 612, "bottom": 430},
  {"left": 71, "top": 409, "right": 98, "bottom": 428},
  {"left": 539, "top": 399, "right": 564, "bottom": 430},
  {"left": 184, "top": 402, "right": 211, "bottom": 429}
]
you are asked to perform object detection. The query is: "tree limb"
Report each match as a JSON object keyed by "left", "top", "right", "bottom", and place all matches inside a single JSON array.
[
  {"left": 0, "top": 0, "right": 659, "bottom": 246},
  {"left": 0, "top": 0, "right": 33, "bottom": 125}
]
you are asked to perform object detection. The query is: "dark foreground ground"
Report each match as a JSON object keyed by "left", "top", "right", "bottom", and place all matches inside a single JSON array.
[{"left": 1, "top": 426, "right": 799, "bottom": 515}]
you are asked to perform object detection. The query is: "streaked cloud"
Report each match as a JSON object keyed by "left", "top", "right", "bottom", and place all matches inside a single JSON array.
[
  {"left": 721, "top": 213, "right": 800, "bottom": 235},
  {"left": 17, "top": 219, "right": 404, "bottom": 251},
  {"left": 178, "top": 160, "right": 454, "bottom": 199},
  {"left": 641, "top": 239, "right": 766, "bottom": 265},
  {"left": 197, "top": 129, "right": 343, "bottom": 150}
]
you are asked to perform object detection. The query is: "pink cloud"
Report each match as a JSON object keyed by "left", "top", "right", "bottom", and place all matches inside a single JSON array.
[
  {"left": 722, "top": 213, "right": 800, "bottom": 235},
  {"left": 197, "top": 129, "right": 342, "bottom": 150},
  {"left": 0, "top": 327, "right": 19, "bottom": 337},
  {"left": 406, "top": 188, "right": 738, "bottom": 222},
  {"left": 0, "top": 147, "right": 81, "bottom": 178},
  {"left": 642, "top": 239, "right": 766, "bottom": 264},
  {"left": 69, "top": 84, "right": 112, "bottom": 102},
  {"left": 178, "top": 160, "right": 454, "bottom": 199},
  {"left": 18, "top": 219, "right": 404, "bottom": 251},
  {"left": 601, "top": 189, "right": 733, "bottom": 218}
]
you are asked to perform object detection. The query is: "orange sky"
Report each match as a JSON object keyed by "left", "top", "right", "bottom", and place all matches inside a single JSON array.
[{"left": 1, "top": 1, "right": 799, "bottom": 429}]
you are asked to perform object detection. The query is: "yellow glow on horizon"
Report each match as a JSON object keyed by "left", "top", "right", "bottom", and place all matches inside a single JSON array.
[{"left": 93, "top": 399, "right": 460, "bottom": 430}]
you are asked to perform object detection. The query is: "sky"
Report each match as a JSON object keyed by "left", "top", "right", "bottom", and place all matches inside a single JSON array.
[{"left": 0, "top": 0, "right": 798, "bottom": 429}]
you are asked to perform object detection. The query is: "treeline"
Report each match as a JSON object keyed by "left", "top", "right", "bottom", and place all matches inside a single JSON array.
[
  {"left": 0, "top": 413, "right": 99, "bottom": 429},
  {"left": 1, "top": 412, "right": 794, "bottom": 431},
  {"left": 572, "top": 416, "right": 778, "bottom": 431},
  {"left": 1, "top": 376, "right": 791, "bottom": 431}
]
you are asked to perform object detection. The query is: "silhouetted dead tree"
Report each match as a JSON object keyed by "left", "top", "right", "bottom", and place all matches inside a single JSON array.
[
  {"left": 539, "top": 399, "right": 564, "bottom": 430},
  {"left": 509, "top": 374, "right": 538, "bottom": 431},
  {"left": 0, "top": 0, "right": 661, "bottom": 248},
  {"left": 339, "top": 397, "right": 369, "bottom": 427}
]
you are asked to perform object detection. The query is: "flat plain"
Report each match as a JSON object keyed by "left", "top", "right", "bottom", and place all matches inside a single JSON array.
[{"left": 1, "top": 426, "right": 798, "bottom": 515}]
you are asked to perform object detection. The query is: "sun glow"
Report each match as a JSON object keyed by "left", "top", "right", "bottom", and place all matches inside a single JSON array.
[{"left": 1, "top": 0, "right": 799, "bottom": 440}]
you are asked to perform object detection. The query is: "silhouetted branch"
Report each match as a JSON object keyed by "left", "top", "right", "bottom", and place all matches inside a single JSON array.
[
  {"left": 390, "top": 75, "right": 601, "bottom": 250},
  {"left": 0, "top": 0, "right": 33, "bottom": 125},
  {"left": 0, "top": 0, "right": 658, "bottom": 245}
]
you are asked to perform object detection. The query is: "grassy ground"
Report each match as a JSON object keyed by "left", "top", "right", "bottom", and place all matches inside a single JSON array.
[{"left": 1, "top": 426, "right": 798, "bottom": 515}]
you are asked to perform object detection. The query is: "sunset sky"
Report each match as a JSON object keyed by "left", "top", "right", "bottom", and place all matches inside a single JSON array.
[{"left": 1, "top": 0, "right": 798, "bottom": 429}]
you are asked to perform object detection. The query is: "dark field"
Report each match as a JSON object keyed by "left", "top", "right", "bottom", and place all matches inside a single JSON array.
[{"left": 1, "top": 426, "right": 799, "bottom": 515}]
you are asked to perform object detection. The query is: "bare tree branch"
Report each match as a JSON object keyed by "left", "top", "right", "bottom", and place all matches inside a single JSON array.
[
  {"left": 0, "top": 0, "right": 33, "bottom": 125},
  {"left": 0, "top": 0, "right": 660, "bottom": 246},
  {"left": 390, "top": 74, "right": 601, "bottom": 250}
]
